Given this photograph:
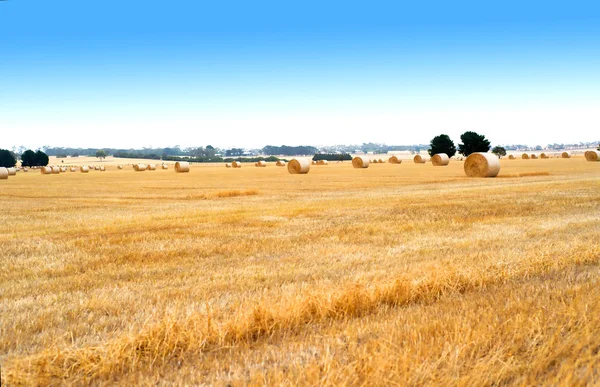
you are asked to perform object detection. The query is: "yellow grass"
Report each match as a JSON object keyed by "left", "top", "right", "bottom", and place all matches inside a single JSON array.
[{"left": 1, "top": 158, "right": 600, "bottom": 385}]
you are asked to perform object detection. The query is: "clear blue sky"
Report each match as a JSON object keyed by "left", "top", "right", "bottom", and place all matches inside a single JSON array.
[{"left": 1, "top": 0, "right": 599, "bottom": 149}]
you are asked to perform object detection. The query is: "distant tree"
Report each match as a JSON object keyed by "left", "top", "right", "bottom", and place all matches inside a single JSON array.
[
  {"left": 21, "top": 149, "right": 37, "bottom": 167},
  {"left": 96, "top": 150, "right": 107, "bottom": 160},
  {"left": 35, "top": 150, "right": 49, "bottom": 166},
  {"left": 71, "top": 153, "right": 79, "bottom": 157},
  {"left": 0, "top": 149, "right": 17, "bottom": 168},
  {"left": 56, "top": 153, "right": 68, "bottom": 158},
  {"left": 534, "top": 145, "right": 543, "bottom": 151},
  {"left": 492, "top": 146, "right": 507, "bottom": 158},
  {"left": 458, "top": 131, "right": 491, "bottom": 156},
  {"left": 428, "top": 134, "right": 456, "bottom": 158}
]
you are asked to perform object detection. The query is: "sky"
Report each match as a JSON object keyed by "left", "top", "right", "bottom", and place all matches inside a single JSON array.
[{"left": 1, "top": 0, "right": 599, "bottom": 150}]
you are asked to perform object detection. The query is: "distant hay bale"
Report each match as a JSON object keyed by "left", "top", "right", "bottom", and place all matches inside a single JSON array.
[
  {"left": 378, "top": 158, "right": 384, "bottom": 163},
  {"left": 161, "top": 164, "right": 168, "bottom": 169},
  {"left": 431, "top": 153, "right": 450, "bottom": 166},
  {"left": 59, "top": 167, "right": 67, "bottom": 172},
  {"left": 80, "top": 166, "right": 90, "bottom": 173},
  {"left": 522, "top": 153, "right": 529, "bottom": 159},
  {"left": 317, "top": 160, "right": 329, "bottom": 165},
  {"left": 256, "top": 161, "right": 267, "bottom": 167},
  {"left": 464, "top": 152, "right": 500, "bottom": 178},
  {"left": 146, "top": 164, "right": 156, "bottom": 171},
  {"left": 276, "top": 160, "right": 286, "bottom": 166},
  {"left": 70, "top": 167, "right": 77, "bottom": 172},
  {"left": 7, "top": 167, "right": 17, "bottom": 176},
  {"left": 94, "top": 166, "right": 101, "bottom": 170},
  {"left": 232, "top": 161, "right": 242, "bottom": 168},
  {"left": 312, "top": 160, "right": 317, "bottom": 165},
  {"left": 22, "top": 168, "right": 29, "bottom": 172},
  {"left": 413, "top": 155, "right": 427, "bottom": 164},
  {"left": 561, "top": 152, "right": 571, "bottom": 158},
  {"left": 585, "top": 150, "right": 600, "bottom": 162},
  {"left": 0, "top": 167, "right": 8, "bottom": 180},
  {"left": 117, "top": 165, "right": 123, "bottom": 169},
  {"left": 287, "top": 158, "right": 311, "bottom": 174},
  {"left": 508, "top": 155, "right": 516, "bottom": 159},
  {"left": 133, "top": 164, "right": 147, "bottom": 171},
  {"left": 41, "top": 166, "right": 53, "bottom": 174},
  {"left": 225, "top": 163, "right": 232, "bottom": 168},
  {"left": 540, "top": 153, "right": 549, "bottom": 159},
  {"left": 530, "top": 154, "right": 538, "bottom": 159},
  {"left": 51, "top": 166, "right": 60, "bottom": 174},
  {"left": 352, "top": 156, "right": 369, "bottom": 168},
  {"left": 100, "top": 166, "right": 106, "bottom": 171},
  {"left": 175, "top": 161, "right": 190, "bottom": 173},
  {"left": 389, "top": 155, "right": 402, "bottom": 164}
]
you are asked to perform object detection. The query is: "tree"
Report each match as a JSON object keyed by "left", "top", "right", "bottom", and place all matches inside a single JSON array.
[
  {"left": 428, "top": 134, "right": 456, "bottom": 158},
  {"left": 35, "top": 150, "right": 49, "bottom": 166},
  {"left": 96, "top": 150, "right": 107, "bottom": 160},
  {"left": 458, "top": 131, "right": 491, "bottom": 156},
  {"left": 21, "top": 149, "right": 37, "bottom": 167},
  {"left": 492, "top": 146, "right": 507, "bottom": 158},
  {"left": 0, "top": 149, "right": 17, "bottom": 168}
]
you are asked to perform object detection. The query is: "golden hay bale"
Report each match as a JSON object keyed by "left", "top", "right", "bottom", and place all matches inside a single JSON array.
[
  {"left": 312, "top": 160, "right": 317, "bottom": 165},
  {"left": 51, "top": 166, "right": 60, "bottom": 174},
  {"left": 146, "top": 164, "right": 157, "bottom": 171},
  {"left": 134, "top": 164, "right": 147, "bottom": 171},
  {"left": 225, "top": 163, "right": 232, "bottom": 168},
  {"left": 100, "top": 166, "right": 106, "bottom": 171},
  {"left": 540, "top": 153, "right": 548, "bottom": 159},
  {"left": 70, "top": 167, "right": 77, "bottom": 172},
  {"left": 161, "top": 164, "right": 168, "bottom": 169},
  {"left": 80, "top": 166, "right": 89, "bottom": 173},
  {"left": 22, "top": 167, "right": 29, "bottom": 172},
  {"left": 508, "top": 154, "right": 516, "bottom": 159},
  {"left": 522, "top": 153, "right": 529, "bottom": 159},
  {"left": 585, "top": 150, "right": 600, "bottom": 162},
  {"left": 388, "top": 155, "right": 402, "bottom": 164},
  {"left": 232, "top": 161, "right": 242, "bottom": 168},
  {"left": 561, "top": 151, "right": 571, "bottom": 158},
  {"left": 117, "top": 165, "right": 123, "bottom": 169},
  {"left": 0, "top": 167, "right": 8, "bottom": 180},
  {"left": 7, "top": 167, "right": 17, "bottom": 176},
  {"left": 41, "top": 166, "right": 53, "bottom": 174},
  {"left": 413, "top": 155, "right": 427, "bottom": 164},
  {"left": 256, "top": 161, "right": 267, "bottom": 167},
  {"left": 317, "top": 160, "right": 329, "bottom": 165},
  {"left": 431, "top": 153, "right": 450, "bottom": 166},
  {"left": 352, "top": 156, "right": 370, "bottom": 168},
  {"left": 464, "top": 152, "right": 500, "bottom": 178},
  {"left": 175, "top": 161, "right": 190, "bottom": 173},
  {"left": 530, "top": 154, "right": 538, "bottom": 159},
  {"left": 378, "top": 158, "right": 384, "bottom": 163},
  {"left": 276, "top": 160, "right": 286, "bottom": 166},
  {"left": 287, "top": 158, "right": 311, "bottom": 174}
]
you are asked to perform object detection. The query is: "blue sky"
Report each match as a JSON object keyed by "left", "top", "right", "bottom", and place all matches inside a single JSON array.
[{"left": 1, "top": 0, "right": 599, "bottom": 149}]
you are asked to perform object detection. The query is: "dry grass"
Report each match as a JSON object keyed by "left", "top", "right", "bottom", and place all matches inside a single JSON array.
[{"left": 1, "top": 158, "right": 599, "bottom": 385}]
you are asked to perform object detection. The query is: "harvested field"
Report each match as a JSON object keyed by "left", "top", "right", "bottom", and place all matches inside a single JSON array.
[{"left": 1, "top": 158, "right": 599, "bottom": 385}]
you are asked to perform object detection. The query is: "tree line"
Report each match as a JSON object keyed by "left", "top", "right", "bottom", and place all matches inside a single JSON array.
[{"left": 428, "top": 131, "right": 506, "bottom": 158}]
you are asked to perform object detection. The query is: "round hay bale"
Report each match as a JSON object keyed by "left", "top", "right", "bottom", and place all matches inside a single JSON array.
[
  {"left": 530, "top": 154, "right": 538, "bottom": 159},
  {"left": 80, "top": 166, "right": 90, "bottom": 173},
  {"left": 134, "top": 164, "right": 147, "bottom": 171},
  {"left": 225, "top": 163, "right": 232, "bottom": 168},
  {"left": 161, "top": 164, "right": 168, "bottom": 169},
  {"left": 146, "top": 164, "right": 156, "bottom": 171},
  {"left": 276, "top": 160, "right": 286, "bottom": 166},
  {"left": 585, "top": 150, "right": 600, "bottom": 162},
  {"left": 70, "top": 167, "right": 77, "bottom": 172},
  {"left": 287, "top": 158, "right": 311, "bottom": 174},
  {"left": 561, "top": 152, "right": 571, "bottom": 158},
  {"left": 22, "top": 168, "right": 29, "bottom": 172},
  {"left": 414, "top": 155, "right": 427, "bottom": 164},
  {"left": 352, "top": 156, "right": 369, "bottom": 169},
  {"left": 117, "top": 165, "right": 123, "bottom": 169},
  {"left": 51, "top": 166, "right": 60, "bottom": 174},
  {"left": 312, "top": 160, "right": 317, "bottom": 165},
  {"left": 431, "top": 153, "right": 450, "bottom": 166},
  {"left": 232, "top": 161, "right": 242, "bottom": 168},
  {"left": 175, "top": 161, "right": 190, "bottom": 173},
  {"left": 377, "top": 158, "right": 384, "bottom": 163},
  {"left": 41, "top": 166, "right": 53, "bottom": 174},
  {"left": 508, "top": 154, "right": 516, "bottom": 159},
  {"left": 522, "top": 153, "right": 529, "bottom": 159},
  {"left": 7, "top": 167, "right": 17, "bottom": 176},
  {"left": 389, "top": 155, "right": 402, "bottom": 164},
  {"left": 464, "top": 152, "right": 500, "bottom": 178},
  {"left": 100, "top": 166, "right": 106, "bottom": 171},
  {"left": 540, "top": 153, "right": 548, "bottom": 159},
  {"left": 317, "top": 160, "right": 329, "bottom": 165},
  {"left": 0, "top": 167, "right": 8, "bottom": 180},
  {"left": 256, "top": 161, "right": 267, "bottom": 167}
]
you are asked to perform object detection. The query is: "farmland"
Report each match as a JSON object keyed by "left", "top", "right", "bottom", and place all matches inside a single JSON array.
[{"left": 1, "top": 158, "right": 599, "bottom": 385}]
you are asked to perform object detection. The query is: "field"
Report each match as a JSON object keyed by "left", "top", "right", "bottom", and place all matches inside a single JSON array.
[{"left": 1, "top": 158, "right": 599, "bottom": 385}]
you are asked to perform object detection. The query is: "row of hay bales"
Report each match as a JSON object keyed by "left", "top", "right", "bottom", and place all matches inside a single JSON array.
[
  {"left": 0, "top": 167, "right": 20, "bottom": 180},
  {"left": 514, "top": 152, "right": 573, "bottom": 160},
  {"left": 132, "top": 162, "right": 189, "bottom": 172}
]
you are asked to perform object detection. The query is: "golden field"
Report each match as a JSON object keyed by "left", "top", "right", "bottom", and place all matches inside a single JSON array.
[{"left": 1, "top": 157, "right": 599, "bottom": 385}]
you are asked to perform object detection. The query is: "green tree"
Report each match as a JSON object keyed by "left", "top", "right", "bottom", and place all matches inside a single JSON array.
[
  {"left": 428, "top": 134, "right": 456, "bottom": 158},
  {"left": 492, "top": 146, "right": 507, "bottom": 158},
  {"left": 21, "top": 149, "right": 37, "bottom": 167},
  {"left": 35, "top": 150, "right": 49, "bottom": 166},
  {"left": 0, "top": 149, "right": 17, "bottom": 168},
  {"left": 458, "top": 131, "right": 491, "bottom": 156},
  {"left": 96, "top": 150, "right": 107, "bottom": 160}
]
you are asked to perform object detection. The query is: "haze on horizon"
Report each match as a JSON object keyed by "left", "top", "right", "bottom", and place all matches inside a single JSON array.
[{"left": 1, "top": 0, "right": 599, "bottom": 150}]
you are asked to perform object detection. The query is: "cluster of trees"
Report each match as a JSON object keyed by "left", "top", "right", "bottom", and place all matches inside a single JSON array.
[
  {"left": 427, "top": 131, "right": 507, "bottom": 158},
  {"left": 0, "top": 149, "right": 18, "bottom": 168},
  {"left": 261, "top": 145, "right": 318, "bottom": 156},
  {"left": 16, "top": 150, "right": 50, "bottom": 167},
  {"left": 312, "top": 153, "right": 353, "bottom": 161}
]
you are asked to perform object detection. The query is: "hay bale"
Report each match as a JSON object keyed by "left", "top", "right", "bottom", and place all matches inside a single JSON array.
[
  {"left": 22, "top": 168, "right": 29, "bottom": 172},
  {"left": 175, "top": 161, "right": 190, "bottom": 173},
  {"left": 585, "top": 150, "right": 600, "bottom": 162},
  {"left": 256, "top": 161, "right": 267, "bottom": 167},
  {"left": 531, "top": 154, "right": 538, "bottom": 159},
  {"left": 540, "top": 153, "right": 548, "bottom": 159},
  {"left": 561, "top": 152, "right": 571, "bottom": 158},
  {"left": 162, "top": 164, "right": 168, "bottom": 169},
  {"left": 508, "top": 155, "right": 516, "bottom": 159},
  {"left": 287, "top": 158, "right": 310, "bottom": 174},
  {"left": 100, "top": 166, "right": 106, "bottom": 171},
  {"left": 146, "top": 164, "right": 157, "bottom": 171},
  {"left": 522, "top": 153, "right": 529, "bottom": 159},
  {"left": 276, "top": 160, "right": 286, "bottom": 166},
  {"left": 117, "top": 165, "right": 123, "bottom": 169},
  {"left": 70, "top": 167, "right": 77, "bottom": 172},
  {"left": 7, "top": 167, "right": 17, "bottom": 176},
  {"left": 51, "top": 166, "right": 60, "bottom": 174},
  {"left": 232, "top": 161, "right": 242, "bottom": 168},
  {"left": 431, "top": 153, "right": 450, "bottom": 166},
  {"left": 413, "top": 155, "right": 427, "bottom": 164},
  {"left": 80, "top": 166, "right": 89, "bottom": 173},
  {"left": 311, "top": 160, "right": 317, "bottom": 165},
  {"left": 134, "top": 164, "right": 147, "bottom": 171},
  {"left": 225, "top": 163, "right": 232, "bottom": 168},
  {"left": 464, "top": 152, "right": 500, "bottom": 177},
  {"left": 317, "top": 160, "right": 329, "bottom": 165},
  {"left": 378, "top": 158, "right": 384, "bottom": 163},
  {"left": 352, "top": 156, "right": 370, "bottom": 168},
  {"left": 41, "top": 166, "right": 53, "bottom": 174},
  {"left": 0, "top": 167, "right": 8, "bottom": 180},
  {"left": 389, "top": 155, "right": 402, "bottom": 164}
]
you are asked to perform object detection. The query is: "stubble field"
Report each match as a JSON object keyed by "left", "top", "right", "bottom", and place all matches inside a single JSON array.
[{"left": 1, "top": 158, "right": 599, "bottom": 385}]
